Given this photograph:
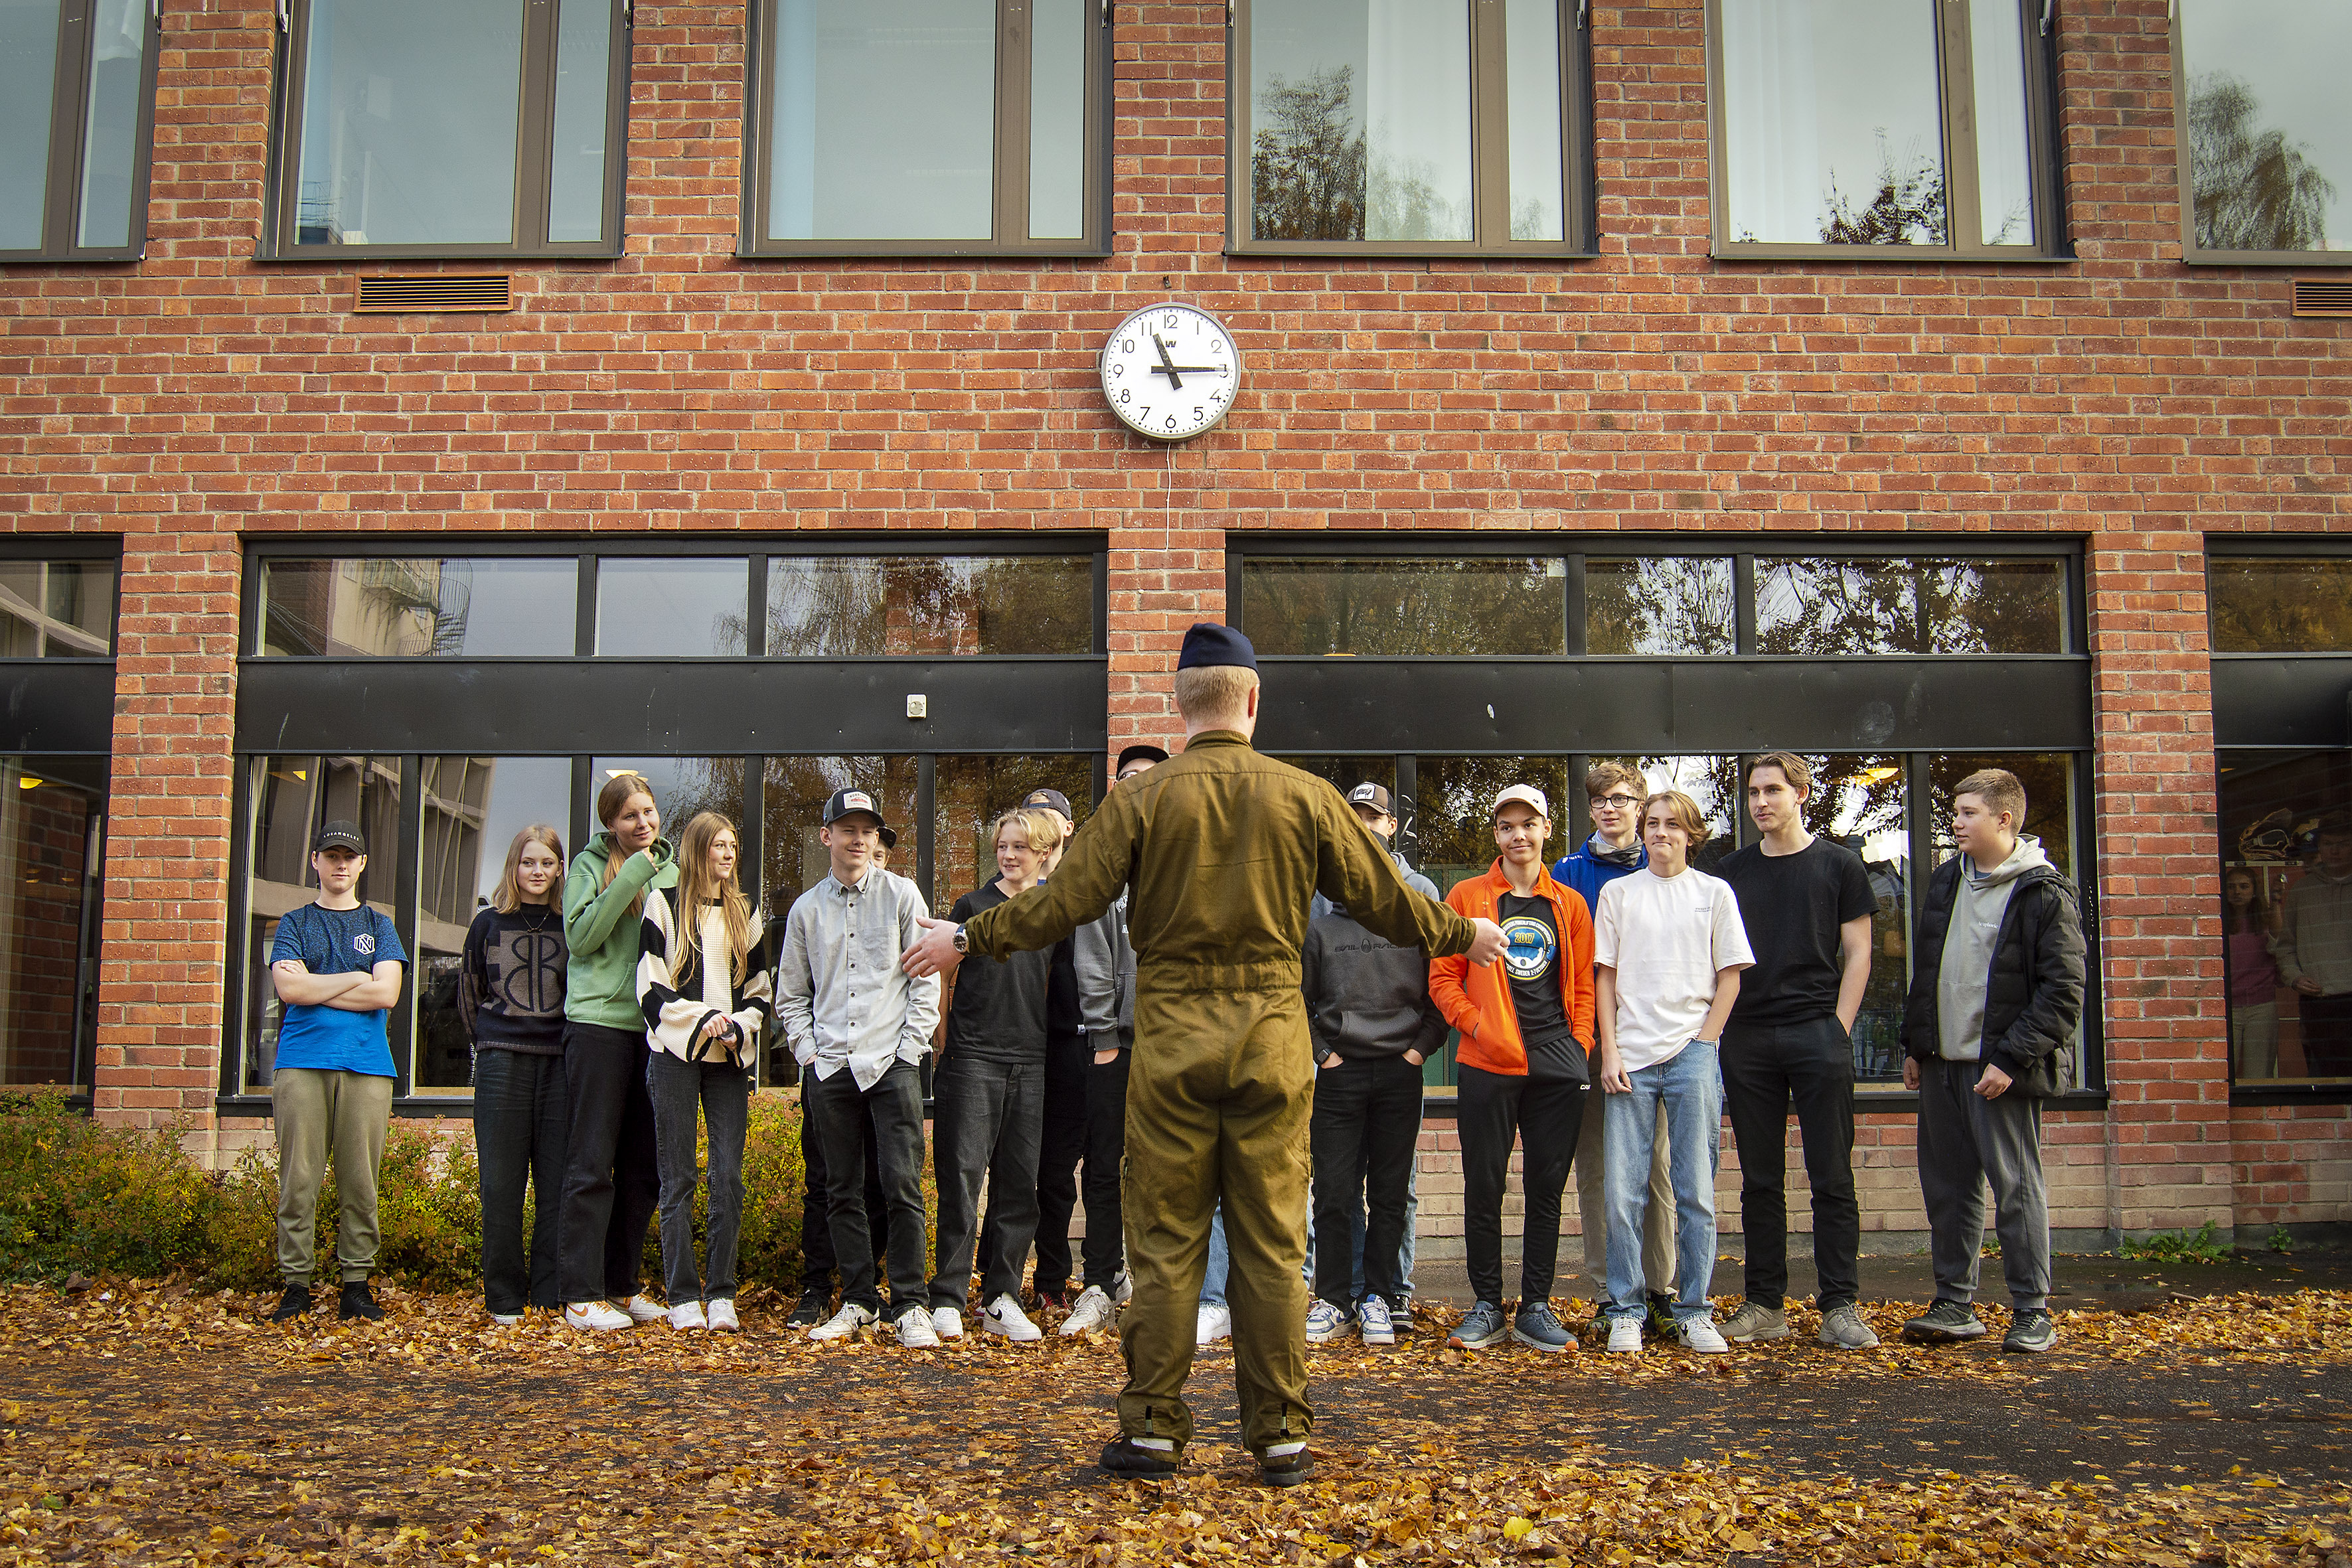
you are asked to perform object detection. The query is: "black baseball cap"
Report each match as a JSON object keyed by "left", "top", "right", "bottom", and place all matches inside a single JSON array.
[
  {"left": 1346, "top": 783, "right": 1393, "bottom": 817},
  {"left": 1022, "top": 787, "right": 1073, "bottom": 819},
  {"left": 313, "top": 820, "right": 365, "bottom": 854},
  {"left": 823, "top": 788, "right": 890, "bottom": 829},
  {"left": 879, "top": 826, "right": 898, "bottom": 850},
  {"left": 1117, "top": 744, "right": 1168, "bottom": 773}
]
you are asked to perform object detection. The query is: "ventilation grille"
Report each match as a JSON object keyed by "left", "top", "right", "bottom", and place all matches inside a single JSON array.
[
  {"left": 353, "top": 275, "right": 514, "bottom": 315},
  {"left": 2293, "top": 279, "right": 2352, "bottom": 319}
]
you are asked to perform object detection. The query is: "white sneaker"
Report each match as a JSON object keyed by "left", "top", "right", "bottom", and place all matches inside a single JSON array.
[
  {"left": 1060, "top": 1285, "right": 1117, "bottom": 1336},
  {"left": 1606, "top": 1316, "right": 1643, "bottom": 1355},
  {"left": 1358, "top": 1296, "right": 1396, "bottom": 1347},
  {"left": 982, "top": 1293, "right": 1044, "bottom": 1343},
  {"left": 1680, "top": 1317, "right": 1731, "bottom": 1354},
  {"left": 894, "top": 1306, "right": 941, "bottom": 1348},
  {"left": 1196, "top": 1302, "right": 1232, "bottom": 1346},
  {"left": 808, "top": 1302, "right": 876, "bottom": 1342},
  {"left": 1111, "top": 1270, "right": 1134, "bottom": 1305},
  {"left": 705, "top": 1299, "right": 740, "bottom": 1334},
  {"left": 489, "top": 1313, "right": 522, "bottom": 1326},
  {"left": 668, "top": 1301, "right": 707, "bottom": 1332},
  {"left": 565, "top": 1301, "right": 631, "bottom": 1333},
  {"left": 931, "top": 1306, "right": 965, "bottom": 1340},
  {"left": 1304, "top": 1300, "right": 1350, "bottom": 1344},
  {"left": 623, "top": 1294, "right": 666, "bottom": 1325}
]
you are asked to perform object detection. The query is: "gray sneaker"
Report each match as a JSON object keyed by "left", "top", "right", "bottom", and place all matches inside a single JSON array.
[
  {"left": 1449, "top": 1300, "right": 1508, "bottom": 1350},
  {"left": 1510, "top": 1301, "right": 1573, "bottom": 1354},
  {"left": 1818, "top": 1302, "right": 1881, "bottom": 1350},
  {"left": 1719, "top": 1300, "right": 1792, "bottom": 1343},
  {"left": 2002, "top": 1309, "right": 2057, "bottom": 1354},
  {"left": 1902, "top": 1299, "right": 1988, "bottom": 1342}
]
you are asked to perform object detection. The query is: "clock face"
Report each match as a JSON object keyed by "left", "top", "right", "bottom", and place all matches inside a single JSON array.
[{"left": 1098, "top": 303, "right": 1241, "bottom": 441}]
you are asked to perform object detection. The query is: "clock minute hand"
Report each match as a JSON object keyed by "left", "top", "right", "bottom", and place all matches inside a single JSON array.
[
  {"left": 1150, "top": 332, "right": 1184, "bottom": 390},
  {"left": 1162, "top": 363, "right": 1228, "bottom": 375}
]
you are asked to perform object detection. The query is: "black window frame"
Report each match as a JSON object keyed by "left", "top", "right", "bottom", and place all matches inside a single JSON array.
[
  {"left": 220, "top": 533, "right": 1110, "bottom": 1113},
  {"left": 0, "top": 0, "right": 163, "bottom": 264},
  {"left": 1226, "top": 0, "right": 1598, "bottom": 259},
  {"left": 1703, "top": 0, "right": 2073, "bottom": 264},
  {"left": 738, "top": 0, "right": 1114, "bottom": 261},
  {"left": 2170, "top": 1, "right": 2352, "bottom": 268},
  {"left": 259, "top": 0, "right": 635, "bottom": 262},
  {"left": 1231, "top": 532, "right": 2104, "bottom": 1112}
]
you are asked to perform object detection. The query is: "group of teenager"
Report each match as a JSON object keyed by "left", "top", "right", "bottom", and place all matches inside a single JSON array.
[{"left": 260, "top": 739, "right": 2084, "bottom": 1364}]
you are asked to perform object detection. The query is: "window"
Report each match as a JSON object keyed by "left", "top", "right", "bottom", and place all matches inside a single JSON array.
[
  {"left": 766, "top": 556, "right": 1095, "bottom": 657},
  {"left": 268, "top": 0, "right": 630, "bottom": 258},
  {"left": 594, "top": 559, "right": 751, "bottom": 658},
  {"left": 1754, "top": 556, "right": 2068, "bottom": 656},
  {"left": 0, "top": 560, "right": 115, "bottom": 657},
  {"left": 1707, "top": 0, "right": 2065, "bottom": 260},
  {"left": 1232, "top": 0, "right": 1593, "bottom": 255},
  {"left": 744, "top": 0, "right": 1109, "bottom": 257},
  {"left": 1585, "top": 558, "right": 1735, "bottom": 657},
  {"left": 0, "top": 0, "right": 157, "bottom": 261},
  {"left": 933, "top": 753, "right": 1094, "bottom": 908},
  {"left": 2218, "top": 749, "right": 2351, "bottom": 1089},
  {"left": 256, "top": 558, "right": 577, "bottom": 658},
  {"left": 0, "top": 756, "right": 104, "bottom": 1093},
  {"left": 2210, "top": 557, "right": 2352, "bottom": 654},
  {"left": 1241, "top": 557, "right": 1566, "bottom": 657},
  {"left": 2175, "top": 0, "right": 2352, "bottom": 264}
]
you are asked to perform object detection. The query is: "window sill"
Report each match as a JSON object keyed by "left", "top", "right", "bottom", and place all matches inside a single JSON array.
[
  {"left": 1710, "top": 244, "right": 2076, "bottom": 266},
  {"left": 1227, "top": 242, "right": 1601, "bottom": 263},
  {"left": 254, "top": 246, "right": 624, "bottom": 264},
  {"left": 2230, "top": 1081, "right": 2352, "bottom": 1107},
  {"left": 735, "top": 242, "right": 1111, "bottom": 262},
  {"left": 2181, "top": 252, "right": 2352, "bottom": 269}
]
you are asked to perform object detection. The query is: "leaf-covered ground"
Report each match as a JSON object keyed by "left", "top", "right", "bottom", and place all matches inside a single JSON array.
[{"left": 3, "top": 1282, "right": 2347, "bottom": 1566}]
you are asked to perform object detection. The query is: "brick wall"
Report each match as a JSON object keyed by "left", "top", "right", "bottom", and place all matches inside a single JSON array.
[{"left": 0, "top": 2, "right": 2344, "bottom": 1228}]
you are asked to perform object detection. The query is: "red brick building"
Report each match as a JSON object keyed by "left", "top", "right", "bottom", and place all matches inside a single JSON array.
[{"left": 1, "top": 1, "right": 2346, "bottom": 1249}]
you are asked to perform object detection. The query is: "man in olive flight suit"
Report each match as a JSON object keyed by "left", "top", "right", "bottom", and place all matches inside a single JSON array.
[{"left": 903, "top": 623, "right": 1505, "bottom": 1486}]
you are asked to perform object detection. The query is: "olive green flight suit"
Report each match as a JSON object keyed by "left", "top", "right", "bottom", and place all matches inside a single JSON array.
[{"left": 961, "top": 730, "right": 1474, "bottom": 1455}]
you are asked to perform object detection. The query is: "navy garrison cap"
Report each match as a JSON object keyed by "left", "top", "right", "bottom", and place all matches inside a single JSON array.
[{"left": 1177, "top": 622, "right": 1257, "bottom": 672}]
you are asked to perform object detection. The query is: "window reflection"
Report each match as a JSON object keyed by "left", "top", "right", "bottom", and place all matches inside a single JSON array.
[
  {"left": 75, "top": 0, "right": 147, "bottom": 250},
  {"left": 591, "top": 757, "right": 745, "bottom": 849},
  {"left": 763, "top": 756, "right": 919, "bottom": 916},
  {"left": 2209, "top": 558, "right": 2352, "bottom": 653},
  {"left": 767, "top": 0, "right": 996, "bottom": 241},
  {"left": 1027, "top": 0, "right": 1087, "bottom": 240},
  {"left": 0, "top": 756, "right": 104, "bottom": 1091},
  {"left": 1586, "top": 558, "right": 1735, "bottom": 656},
  {"left": 1250, "top": 0, "right": 1474, "bottom": 242},
  {"left": 765, "top": 556, "right": 1093, "bottom": 657},
  {"left": 1783, "top": 753, "right": 1911, "bottom": 1083},
  {"left": 1504, "top": 0, "right": 1565, "bottom": 241},
  {"left": 933, "top": 753, "right": 1095, "bottom": 913},
  {"left": 0, "top": 0, "right": 62, "bottom": 250},
  {"left": 1243, "top": 558, "right": 1565, "bottom": 657},
  {"left": 1632, "top": 755, "right": 1742, "bottom": 871},
  {"left": 546, "top": 0, "right": 613, "bottom": 242},
  {"left": 1413, "top": 755, "right": 1571, "bottom": 898},
  {"left": 0, "top": 562, "right": 115, "bottom": 657},
  {"left": 2180, "top": 0, "right": 2350, "bottom": 253},
  {"left": 2219, "top": 748, "right": 2352, "bottom": 1084},
  {"left": 260, "top": 558, "right": 577, "bottom": 658},
  {"left": 594, "top": 558, "right": 749, "bottom": 657},
  {"left": 1755, "top": 557, "right": 2065, "bottom": 656},
  {"left": 1968, "top": 0, "right": 2035, "bottom": 246},
  {"left": 293, "top": 0, "right": 526, "bottom": 246},
  {"left": 1926, "top": 752, "right": 2075, "bottom": 879}
]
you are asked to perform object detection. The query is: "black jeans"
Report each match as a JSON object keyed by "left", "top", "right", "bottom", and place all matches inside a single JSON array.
[
  {"left": 1457, "top": 1063, "right": 1584, "bottom": 1309},
  {"left": 1310, "top": 1054, "right": 1423, "bottom": 1311},
  {"left": 1721, "top": 1014, "right": 1862, "bottom": 1311},
  {"left": 986, "top": 1031, "right": 1089, "bottom": 1296},
  {"left": 929, "top": 1054, "right": 1045, "bottom": 1310},
  {"left": 799, "top": 1065, "right": 884, "bottom": 1291},
  {"left": 647, "top": 1050, "right": 750, "bottom": 1304},
  {"left": 556, "top": 1022, "right": 662, "bottom": 1306},
  {"left": 805, "top": 1058, "right": 929, "bottom": 1318},
  {"left": 473, "top": 1048, "right": 568, "bottom": 1314},
  {"left": 1079, "top": 1047, "right": 1131, "bottom": 1290}
]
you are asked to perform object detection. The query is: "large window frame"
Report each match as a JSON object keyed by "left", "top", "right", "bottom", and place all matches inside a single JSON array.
[
  {"left": 739, "top": 0, "right": 1113, "bottom": 260},
  {"left": 2170, "top": 2, "right": 2352, "bottom": 268},
  {"left": 1704, "top": 0, "right": 2071, "bottom": 264},
  {"left": 1233, "top": 533, "right": 2103, "bottom": 1111},
  {"left": 222, "top": 534, "right": 1109, "bottom": 1113},
  {"left": 260, "top": 0, "right": 634, "bottom": 262},
  {"left": 0, "top": 0, "right": 162, "bottom": 263},
  {"left": 1226, "top": 0, "right": 1597, "bottom": 258}
]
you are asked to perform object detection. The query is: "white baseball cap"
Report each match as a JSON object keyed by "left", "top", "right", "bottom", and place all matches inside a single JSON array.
[{"left": 1492, "top": 784, "right": 1550, "bottom": 820}]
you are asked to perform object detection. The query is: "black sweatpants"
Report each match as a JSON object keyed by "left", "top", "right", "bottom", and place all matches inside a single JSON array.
[
  {"left": 1310, "top": 1054, "right": 1423, "bottom": 1311},
  {"left": 799, "top": 1064, "right": 885, "bottom": 1291},
  {"left": 1457, "top": 1062, "right": 1584, "bottom": 1310},
  {"left": 1079, "top": 1046, "right": 1131, "bottom": 1291},
  {"left": 1721, "top": 1014, "right": 1862, "bottom": 1311},
  {"left": 556, "top": 1022, "right": 661, "bottom": 1306}
]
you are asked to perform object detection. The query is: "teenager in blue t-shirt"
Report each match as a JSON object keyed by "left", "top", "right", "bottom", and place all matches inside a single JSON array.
[{"left": 267, "top": 819, "right": 406, "bottom": 1324}]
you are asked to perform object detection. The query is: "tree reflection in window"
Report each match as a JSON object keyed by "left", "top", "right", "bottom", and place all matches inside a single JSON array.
[
  {"left": 1585, "top": 558, "right": 1735, "bottom": 656},
  {"left": 1243, "top": 558, "right": 1565, "bottom": 657},
  {"left": 1755, "top": 558, "right": 2064, "bottom": 657},
  {"left": 763, "top": 556, "right": 1092, "bottom": 657},
  {"left": 2191, "top": 74, "right": 2335, "bottom": 250},
  {"left": 2210, "top": 558, "right": 2352, "bottom": 654}
]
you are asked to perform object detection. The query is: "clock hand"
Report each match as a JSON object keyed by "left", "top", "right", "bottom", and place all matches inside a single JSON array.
[
  {"left": 1150, "top": 332, "right": 1184, "bottom": 390},
  {"left": 1162, "top": 364, "right": 1229, "bottom": 375}
]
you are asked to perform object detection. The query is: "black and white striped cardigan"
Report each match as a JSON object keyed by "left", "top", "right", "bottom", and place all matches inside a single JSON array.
[{"left": 636, "top": 886, "right": 773, "bottom": 1065}]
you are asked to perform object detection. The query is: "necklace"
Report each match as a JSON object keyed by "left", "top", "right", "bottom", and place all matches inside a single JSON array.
[{"left": 518, "top": 904, "right": 556, "bottom": 932}]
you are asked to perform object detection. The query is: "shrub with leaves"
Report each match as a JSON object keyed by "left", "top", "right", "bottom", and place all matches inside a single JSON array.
[{"left": 2120, "top": 1219, "right": 2231, "bottom": 1265}]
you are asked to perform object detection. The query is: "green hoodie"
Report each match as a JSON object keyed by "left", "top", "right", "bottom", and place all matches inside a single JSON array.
[{"left": 564, "top": 831, "right": 680, "bottom": 1030}]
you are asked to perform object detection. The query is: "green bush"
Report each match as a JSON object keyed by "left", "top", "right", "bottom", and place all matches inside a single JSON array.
[
  {"left": 0, "top": 1090, "right": 218, "bottom": 1279},
  {"left": 2118, "top": 1219, "right": 2231, "bottom": 1265}
]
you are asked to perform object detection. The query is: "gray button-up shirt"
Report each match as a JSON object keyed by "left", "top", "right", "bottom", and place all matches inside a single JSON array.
[{"left": 775, "top": 867, "right": 940, "bottom": 1091}]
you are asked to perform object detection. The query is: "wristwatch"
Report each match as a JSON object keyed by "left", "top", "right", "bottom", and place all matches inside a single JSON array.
[{"left": 951, "top": 923, "right": 969, "bottom": 954}]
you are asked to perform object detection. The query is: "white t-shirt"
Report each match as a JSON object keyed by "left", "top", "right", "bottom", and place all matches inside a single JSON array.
[{"left": 1593, "top": 864, "right": 1756, "bottom": 1072}]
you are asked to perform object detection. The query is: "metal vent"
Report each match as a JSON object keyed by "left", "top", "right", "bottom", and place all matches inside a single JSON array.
[
  {"left": 2292, "top": 279, "right": 2352, "bottom": 318},
  {"left": 353, "top": 275, "right": 514, "bottom": 314}
]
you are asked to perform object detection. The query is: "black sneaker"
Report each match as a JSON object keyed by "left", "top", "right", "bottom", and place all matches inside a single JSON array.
[
  {"left": 1258, "top": 1447, "right": 1314, "bottom": 1488},
  {"left": 2002, "top": 1308, "right": 2058, "bottom": 1354},
  {"left": 1644, "top": 1291, "right": 1678, "bottom": 1339},
  {"left": 1099, "top": 1438, "right": 1181, "bottom": 1479},
  {"left": 785, "top": 1285, "right": 830, "bottom": 1329},
  {"left": 1902, "top": 1298, "right": 1988, "bottom": 1342},
  {"left": 338, "top": 1280, "right": 385, "bottom": 1322},
  {"left": 270, "top": 1283, "right": 312, "bottom": 1322}
]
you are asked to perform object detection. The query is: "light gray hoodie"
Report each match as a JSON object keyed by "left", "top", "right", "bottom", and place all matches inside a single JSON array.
[{"left": 1936, "top": 834, "right": 2051, "bottom": 1061}]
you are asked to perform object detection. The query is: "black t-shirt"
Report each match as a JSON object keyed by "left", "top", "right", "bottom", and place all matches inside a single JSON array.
[
  {"left": 1719, "top": 836, "right": 1879, "bottom": 1026},
  {"left": 946, "top": 883, "right": 1054, "bottom": 1063},
  {"left": 1498, "top": 893, "right": 1575, "bottom": 1053}
]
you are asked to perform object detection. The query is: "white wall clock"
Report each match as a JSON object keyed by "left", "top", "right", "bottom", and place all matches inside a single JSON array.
[{"left": 1097, "top": 301, "right": 1241, "bottom": 441}]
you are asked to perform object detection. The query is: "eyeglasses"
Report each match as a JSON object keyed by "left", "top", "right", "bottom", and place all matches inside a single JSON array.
[{"left": 1590, "top": 794, "right": 1641, "bottom": 811}]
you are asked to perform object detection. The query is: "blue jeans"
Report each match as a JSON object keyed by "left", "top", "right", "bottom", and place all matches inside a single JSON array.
[
  {"left": 1603, "top": 1041, "right": 1721, "bottom": 1324},
  {"left": 1200, "top": 1186, "right": 1417, "bottom": 1309}
]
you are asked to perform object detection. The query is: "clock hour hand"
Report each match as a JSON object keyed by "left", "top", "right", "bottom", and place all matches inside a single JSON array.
[{"left": 1150, "top": 332, "right": 1184, "bottom": 390}]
